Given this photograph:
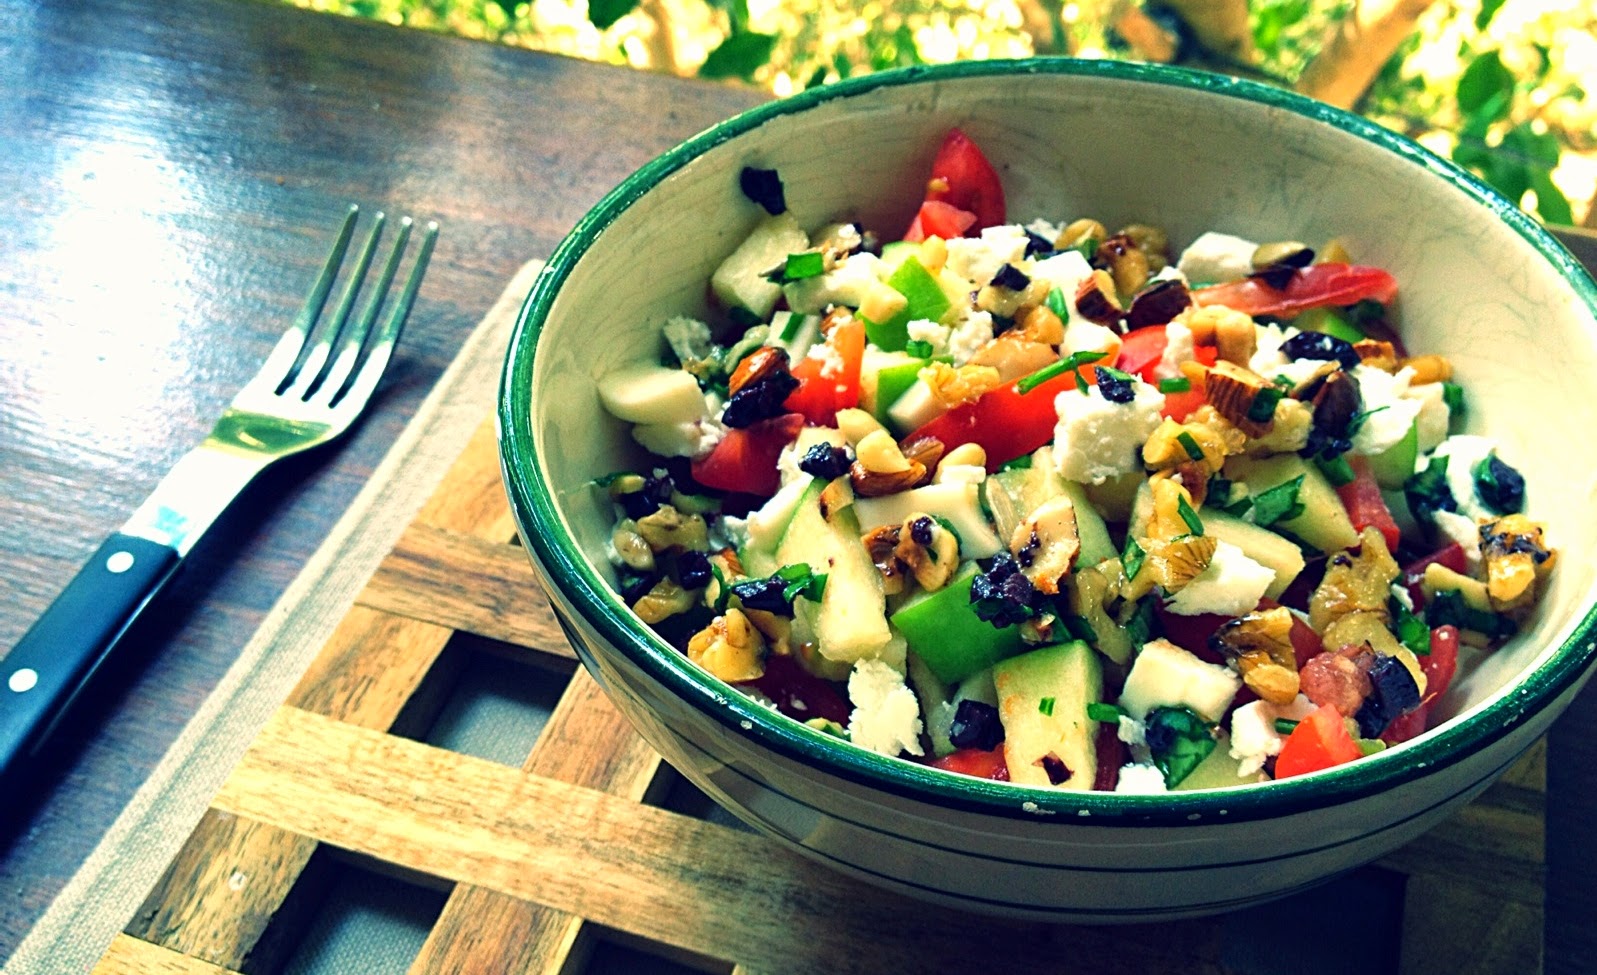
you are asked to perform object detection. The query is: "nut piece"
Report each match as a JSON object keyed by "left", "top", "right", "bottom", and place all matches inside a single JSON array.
[
  {"left": 1182, "top": 304, "right": 1257, "bottom": 366},
  {"left": 1095, "top": 233, "right": 1151, "bottom": 296},
  {"left": 1118, "top": 223, "right": 1171, "bottom": 272},
  {"left": 1401, "top": 354, "right": 1452, "bottom": 385},
  {"left": 1010, "top": 304, "right": 1065, "bottom": 346},
  {"left": 1074, "top": 268, "right": 1124, "bottom": 325},
  {"left": 850, "top": 430, "right": 926, "bottom": 497},
  {"left": 1309, "top": 527, "right": 1400, "bottom": 633},
  {"left": 1135, "top": 533, "right": 1219, "bottom": 595},
  {"left": 922, "top": 361, "right": 1003, "bottom": 410},
  {"left": 1204, "top": 360, "right": 1277, "bottom": 437},
  {"left": 1244, "top": 397, "right": 1314, "bottom": 456},
  {"left": 634, "top": 505, "right": 709, "bottom": 553},
  {"left": 899, "top": 434, "right": 947, "bottom": 474},
  {"left": 1009, "top": 495, "right": 1081, "bottom": 595},
  {"left": 1125, "top": 277, "right": 1192, "bottom": 329},
  {"left": 969, "top": 335, "right": 1057, "bottom": 382},
  {"left": 1055, "top": 218, "right": 1106, "bottom": 252},
  {"left": 611, "top": 520, "right": 656, "bottom": 571},
  {"left": 938, "top": 442, "right": 987, "bottom": 472},
  {"left": 1352, "top": 339, "right": 1398, "bottom": 372},
  {"left": 1480, "top": 514, "right": 1556, "bottom": 613},
  {"left": 896, "top": 512, "right": 961, "bottom": 592},
  {"left": 687, "top": 608, "right": 767, "bottom": 682},
  {"left": 862, "top": 523, "right": 909, "bottom": 597},
  {"left": 1210, "top": 607, "right": 1300, "bottom": 704},
  {"left": 728, "top": 346, "right": 791, "bottom": 396},
  {"left": 633, "top": 578, "right": 696, "bottom": 624}
]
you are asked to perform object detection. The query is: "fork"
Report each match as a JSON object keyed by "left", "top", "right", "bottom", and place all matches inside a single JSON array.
[{"left": 0, "top": 205, "right": 438, "bottom": 786}]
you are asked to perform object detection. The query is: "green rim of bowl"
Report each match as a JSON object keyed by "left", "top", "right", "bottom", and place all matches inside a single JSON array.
[{"left": 500, "top": 57, "right": 1597, "bottom": 825}]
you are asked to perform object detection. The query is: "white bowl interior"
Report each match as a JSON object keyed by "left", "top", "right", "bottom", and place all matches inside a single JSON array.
[{"left": 526, "top": 65, "right": 1597, "bottom": 768}]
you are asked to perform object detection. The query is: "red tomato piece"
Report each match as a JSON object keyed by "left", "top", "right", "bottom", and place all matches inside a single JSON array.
[
  {"left": 689, "top": 413, "right": 803, "bottom": 497},
  {"left": 907, "top": 365, "right": 1095, "bottom": 471},
  {"left": 1287, "top": 614, "right": 1325, "bottom": 670},
  {"left": 1093, "top": 723, "right": 1126, "bottom": 791},
  {"left": 1115, "top": 325, "right": 1169, "bottom": 379},
  {"left": 741, "top": 654, "right": 851, "bottom": 727},
  {"left": 783, "top": 318, "right": 864, "bottom": 426},
  {"left": 903, "top": 200, "right": 978, "bottom": 243},
  {"left": 922, "top": 128, "right": 1006, "bottom": 230},
  {"left": 931, "top": 746, "right": 1010, "bottom": 781},
  {"left": 1152, "top": 605, "right": 1231, "bottom": 664},
  {"left": 1191, "top": 264, "right": 1398, "bottom": 319},
  {"left": 1274, "top": 704, "right": 1363, "bottom": 779},
  {"left": 1336, "top": 456, "right": 1401, "bottom": 553}
]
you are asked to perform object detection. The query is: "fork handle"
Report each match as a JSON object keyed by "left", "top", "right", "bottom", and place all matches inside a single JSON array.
[{"left": 0, "top": 533, "right": 181, "bottom": 785}]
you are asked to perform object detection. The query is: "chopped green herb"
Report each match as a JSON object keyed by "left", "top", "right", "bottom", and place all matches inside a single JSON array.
[
  {"left": 1272, "top": 374, "right": 1294, "bottom": 390},
  {"left": 1144, "top": 706, "right": 1216, "bottom": 787},
  {"left": 932, "top": 515, "right": 964, "bottom": 552},
  {"left": 804, "top": 717, "right": 849, "bottom": 739},
  {"left": 1158, "top": 376, "right": 1191, "bottom": 393},
  {"left": 1250, "top": 475, "right": 1305, "bottom": 527},
  {"left": 1016, "top": 350, "right": 1108, "bottom": 395},
  {"left": 1176, "top": 431, "right": 1205, "bottom": 462},
  {"left": 904, "top": 339, "right": 934, "bottom": 358},
  {"left": 1348, "top": 404, "right": 1390, "bottom": 437},
  {"left": 1088, "top": 702, "right": 1127, "bottom": 724},
  {"left": 1071, "top": 235, "right": 1100, "bottom": 262},
  {"left": 1391, "top": 594, "right": 1431, "bottom": 656},
  {"left": 1121, "top": 536, "right": 1146, "bottom": 581},
  {"left": 710, "top": 562, "right": 731, "bottom": 614},
  {"left": 999, "top": 453, "right": 1034, "bottom": 471},
  {"left": 591, "top": 471, "right": 632, "bottom": 488},
  {"left": 1274, "top": 718, "right": 1300, "bottom": 735},
  {"left": 1427, "top": 589, "right": 1516, "bottom": 640},
  {"left": 1247, "top": 385, "right": 1284, "bottom": 423},
  {"left": 1404, "top": 455, "right": 1457, "bottom": 528},
  {"left": 1123, "top": 597, "right": 1158, "bottom": 646},
  {"left": 1045, "top": 286, "right": 1069, "bottom": 319},
  {"left": 1315, "top": 454, "right": 1356, "bottom": 487},
  {"left": 1442, "top": 380, "right": 1466, "bottom": 417},
  {"left": 1222, "top": 493, "right": 1254, "bottom": 517},
  {"left": 1074, "top": 370, "right": 1089, "bottom": 394},
  {"left": 775, "top": 563, "right": 827, "bottom": 603},
  {"left": 1177, "top": 495, "right": 1205, "bottom": 536},
  {"left": 778, "top": 251, "right": 825, "bottom": 281},
  {"left": 1038, "top": 696, "right": 1057, "bottom": 717}
]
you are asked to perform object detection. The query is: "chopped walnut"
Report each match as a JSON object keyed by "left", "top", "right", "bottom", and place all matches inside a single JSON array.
[
  {"left": 1308, "top": 527, "right": 1400, "bottom": 633},
  {"left": 1009, "top": 495, "right": 1081, "bottom": 596},
  {"left": 922, "top": 361, "right": 1003, "bottom": 410},
  {"left": 1480, "top": 514, "right": 1556, "bottom": 613},
  {"left": 687, "top": 608, "right": 767, "bottom": 682}
]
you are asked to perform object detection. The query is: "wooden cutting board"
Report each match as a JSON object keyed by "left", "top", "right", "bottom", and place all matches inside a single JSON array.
[{"left": 82, "top": 273, "right": 1545, "bottom": 975}]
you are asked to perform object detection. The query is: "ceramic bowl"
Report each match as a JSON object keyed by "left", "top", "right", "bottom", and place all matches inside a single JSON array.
[{"left": 499, "top": 59, "right": 1597, "bottom": 920}]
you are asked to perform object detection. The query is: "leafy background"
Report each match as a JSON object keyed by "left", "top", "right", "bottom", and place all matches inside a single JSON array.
[{"left": 285, "top": 0, "right": 1595, "bottom": 226}]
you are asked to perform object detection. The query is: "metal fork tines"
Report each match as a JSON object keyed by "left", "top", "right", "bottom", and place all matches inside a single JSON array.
[
  {"left": 124, "top": 205, "right": 438, "bottom": 556},
  {"left": 0, "top": 206, "right": 437, "bottom": 787}
]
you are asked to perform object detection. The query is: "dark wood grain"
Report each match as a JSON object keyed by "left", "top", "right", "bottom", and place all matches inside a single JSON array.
[
  {"left": 1, "top": 0, "right": 1594, "bottom": 969},
  {"left": 0, "top": 0, "right": 759, "bottom": 961}
]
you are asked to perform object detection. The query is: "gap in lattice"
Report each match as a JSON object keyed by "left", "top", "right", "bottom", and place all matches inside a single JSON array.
[
  {"left": 645, "top": 764, "right": 757, "bottom": 835},
  {"left": 584, "top": 925, "right": 735, "bottom": 975},
  {"left": 272, "top": 851, "right": 449, "bottom": 975},
  {"left": 390, "top": 630, "right": 576, "bottom": 767}
]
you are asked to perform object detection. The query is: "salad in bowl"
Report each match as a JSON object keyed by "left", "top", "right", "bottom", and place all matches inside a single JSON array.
[{"left": 590, "top": 127, "right": 1556, "bottom": 795}]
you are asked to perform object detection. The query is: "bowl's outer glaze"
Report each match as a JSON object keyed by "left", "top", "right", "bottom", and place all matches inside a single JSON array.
[{"left": 501, "top": 59, "right": 1597, "bottom": 918}]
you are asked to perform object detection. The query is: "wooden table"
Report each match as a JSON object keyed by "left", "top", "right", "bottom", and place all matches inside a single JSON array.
[{"left": 0, "top": 1, "right": 1593, "bottom": 971}]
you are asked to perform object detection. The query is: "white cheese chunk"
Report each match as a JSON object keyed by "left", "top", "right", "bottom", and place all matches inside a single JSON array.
[
  {"left": 848, "top": 659, "right": 924, "bottom": 757},
  {"left": 1119, "top": 638, "right": 1243, "bottom": 723},
  {"left": 1028, "top": 250, "right": 1094, "bottom": 299},
  {"left": 1164, "top": 540, "right": 1276, "bottom": 618},
  {"left": 1350, "top": 364, "right": 1423, "bottom": 456},
  {"left": 1061, "top": 319, "right": 1121, "bottom": 358},
  {"left": 1433, "top": 434, "right": 1500, "bottom": 521},
  {"left": 1228, "top": 694, "right": 1316, "bottom": 777},
  {"left": 1114, "top": 763, "right": 1170, "bottom": 794},
  {"left": 945, "top": 224, "right": 1030, "bottom": 288},
  {"left": 946, "top": 311, "right": 996, "bottom": 366},
  {"left": 1176, "top": 231, "right": 1258, "bottom": 284},
  {"left": 1432, "top": 508, "right": 1483, "bottom": 571},
  {"left": 1248, "top": 323, "right": 1300, "bottom": 377},
  {"left": 1153, "top": 321, "right": 1195, "bottom": 381},
  {"left": 1405, "top": 381, "right": 1452, "bottom": 452},
  {"left": 1052, "top": 380, "right": 1166, "bottom": 485},
  {"left": 906, "top": 318, "right": 952, "bottom": 356}
]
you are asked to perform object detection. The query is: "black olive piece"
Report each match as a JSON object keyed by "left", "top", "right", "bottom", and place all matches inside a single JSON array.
[
  {"left": 730, "top": 576, "right": 793, "bottom": 615},
  {"left": 739, "top": 166, "right": 786, "bottom": 216},
  {"left": 1125, "top": 278, "right": 1193, "bottom": 329},
  {"left": 1023, "top": 230, "right": 1057, "bottom": 258},
  {"left": 1303, "top": 370, "right": 1362, "bottom": 459},
  {"left": 969, "top": 553, "right": 1042, "bottom": 628},
  {"left": 1281, "top": 330, "right": 1360, "bottom": 371},
  {"left": 1097, "top": 370, "right": 1135, "bottom": 404},
  {"left": 1355, "top": 654, "right": 1421, "bottom": 738},
  {"left": 991, "top": 262, "right": 1031, "bottom": 292},
  {"left": 948, "top": 699, "right": 1005, "bottom": 751},
  {"left": 721, "top": 370, "right": 800, "bottom": 428},
  {"left": 798, "top": 442, "right": 852, "bottom": 480},
  {"left": 909, "top": 515, "right": 935, "bottom": 546},
  {"left": 1475, "top": 454, "right": 1526, "bottom": 514},
  {"left": 618, "top": 567, "right": 662, "bottom": 604},
  {"left": 616, "top": 490, "right": 660, "bottom": 521},
  {"left": 673, "top": 550, "right": 713, "bottom": 590}
]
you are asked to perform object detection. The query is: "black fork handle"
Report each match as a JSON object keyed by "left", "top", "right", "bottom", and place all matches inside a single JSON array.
[{"left": 0, "top": 533, "right": 180, "bottom": 786}]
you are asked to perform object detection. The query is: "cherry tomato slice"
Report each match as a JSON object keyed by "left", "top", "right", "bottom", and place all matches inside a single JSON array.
[{"left": 689, "top": 413, "right": 803, "bottom": 497}]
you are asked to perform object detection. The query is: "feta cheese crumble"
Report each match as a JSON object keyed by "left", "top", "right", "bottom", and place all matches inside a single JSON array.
[
  {"left": 1228, "top": 695, "right": 1315, "bottom": 777},
  {"left": 1164, "top": 541, "right": 1276, "bottom": 618},
  {"left": 848, "top": 659, "right": 925, "bottom": 757},
  {"left": 1114, "top": 763, "right": 1170, "bottom": 794},
  {"left": 945, "top": 224, "right": 1029, "bottom": 287},
  {"left": 1433, "top": 434, "right": 1500, "bottom": 521},
  {"left": 1052, "top": 381, "right": 1166, "bottom": 484},
  {"left": 1176, "top": 231, "right": 1258, "bottom": 284},
  {"left": 1350, "top": 364, "right": 1423, "bottom": 456}
]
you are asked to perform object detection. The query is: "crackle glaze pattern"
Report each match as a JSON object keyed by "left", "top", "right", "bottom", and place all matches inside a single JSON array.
[{"left": 500, "top": 60, "right": 1597, "bottom": 918}]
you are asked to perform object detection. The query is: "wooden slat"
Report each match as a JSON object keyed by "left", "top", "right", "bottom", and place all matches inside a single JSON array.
[
  {"left": 93, "top": 934, "right": 242, "bottom": 975},
  {"left": 216, "top": 705, "right": 1236, "bottom": 975},
  {"left": 409, "top": 668, "right": 663, "bottom": 975},
  {"left": 125, "top": 418, "right": 524, "bottom": 971},
  {"left": 363, "top": 524, "right": 572, "bottom": 653}
]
